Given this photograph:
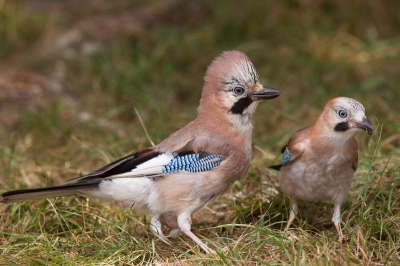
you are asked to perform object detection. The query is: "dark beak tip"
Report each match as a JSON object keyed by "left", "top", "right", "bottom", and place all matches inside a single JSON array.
[
  {"left": 367, "top": 125, "right": 374, "bottom": 135},
  {"left": 268, "top": 94, "right": 280, "bottom": 99},
  {"left": 253, "top": 86, "right": 280, "bottom": 100},
  {"left": 362, "top": 117, "right": 374, "bottom": 135}
]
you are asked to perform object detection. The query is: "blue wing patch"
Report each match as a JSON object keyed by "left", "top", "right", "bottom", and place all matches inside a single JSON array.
[
  {"left": 162, "top": 153, "right": 225, "bottom": 174},
  {"left": 281, "top": 148, "right": 292, "bottom": 166}
]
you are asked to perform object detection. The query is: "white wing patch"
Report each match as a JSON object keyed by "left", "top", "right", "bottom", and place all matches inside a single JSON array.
[
  {"left": 102, "top": 152, "right": 226, "bottom": 179},
  {"left": 107, "top": 153, "right": 174, "bottom": 179}
]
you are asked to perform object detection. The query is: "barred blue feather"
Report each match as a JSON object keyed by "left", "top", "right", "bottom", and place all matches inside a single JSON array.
[
  {"left": 162, "top": 153, "right": 224, "bottom": 174},
  {"left": 282, "top": 148, "right": 292, "bottom": 166}
]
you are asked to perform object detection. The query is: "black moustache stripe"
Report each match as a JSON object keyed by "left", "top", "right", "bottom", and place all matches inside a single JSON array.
[
  {"left": 334, "top": 122, "right": 350, "bottom": 132},
  {"left": 230, "top": 97, "right": 253, "bottom": 114}
]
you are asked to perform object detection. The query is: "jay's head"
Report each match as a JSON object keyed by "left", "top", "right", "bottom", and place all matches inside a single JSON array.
[
  {"left": 320, "top": 97, "right": 373, "bottom": 137},
  {"left": 198, "top": 50, "right": 280, "bottom": 121}
]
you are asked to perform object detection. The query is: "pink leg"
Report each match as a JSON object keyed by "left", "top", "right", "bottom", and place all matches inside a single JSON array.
[
  {"left": 332, "top": 203, "right": 344, "bottom": 239},
  {"left": 285, "top": 199, "right": 298, "bottom": 231},
  {"left": 150, "top": 215, "right": 165, "bottom": 236},
  {"left": 150, "top": 215, "right": 171, "bottom": 243},
  {"left": 177, "top": 212, "right": 216, "bottom": 254}
]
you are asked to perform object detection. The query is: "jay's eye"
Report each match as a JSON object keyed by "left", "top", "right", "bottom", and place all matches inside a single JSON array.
[
  {"left": 338, "top": 110, "right": 347, "bottom": 118},
  {"left": 233, "top": 87, "right": 245, "bottom": 95}
]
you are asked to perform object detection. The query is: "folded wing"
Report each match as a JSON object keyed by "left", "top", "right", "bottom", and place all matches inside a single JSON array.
[{"left": 1, "top": 149, "right": 225, "bottom": 203}]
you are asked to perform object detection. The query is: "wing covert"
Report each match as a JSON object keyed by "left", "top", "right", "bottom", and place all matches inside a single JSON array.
[{"left": 70, "top": 150, "right": 226, "bottom": 183}]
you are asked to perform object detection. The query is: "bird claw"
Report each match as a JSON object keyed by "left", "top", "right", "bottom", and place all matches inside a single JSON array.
[
  {"left": 158, "top": 235, "right": 172, "bottom": 245},
  {"left": 334, "top": 223, "right": 344, "bottom": 241},
  {"left": 168, "top": 228, "right": 182, "bottom": 237},
  {"left": 199, "top": 243, "right": 216, "bottom": 254},
  {"left": 285, "top": 230, "right": 299, "bottom": 241}
]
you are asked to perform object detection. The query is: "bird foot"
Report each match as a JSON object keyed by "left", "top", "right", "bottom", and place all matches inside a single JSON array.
[
  {"left": 199, "top": 242, "right": 216, "bottom": 254},
  {"left": 180, "top": 229, "right": 216, "bottom": 254},
  {"left": 285, "top": 231, "right": 300, "bottom": 241},
  {"left": 334, "top": 223, "right": 344, "bottom": 241},
  {"left": 168, "top": 228, "right": 182, "bottom": 237},
  {"left": 159, "top": 235, "right": 172, "bottom": 245}
]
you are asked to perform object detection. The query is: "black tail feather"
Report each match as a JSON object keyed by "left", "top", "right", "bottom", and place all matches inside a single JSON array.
[
  {"left": 269, "top": 164, "right": 282, "bottom": 171},
  {"left": 1, "top": 180, "right": 101, "bottom": 203}
]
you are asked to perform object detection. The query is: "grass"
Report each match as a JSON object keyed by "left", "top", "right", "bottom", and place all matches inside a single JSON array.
[{"left": 0, "top": 0, "right": 399, "bottom": 265}]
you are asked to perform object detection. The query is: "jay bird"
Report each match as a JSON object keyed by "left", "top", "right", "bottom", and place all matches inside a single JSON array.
[
  {"left": 271, "top": 97, "right": 373, "bottom": 237},
  {"left": 1, "top": 50, "right": 280, "bottom": 254}
]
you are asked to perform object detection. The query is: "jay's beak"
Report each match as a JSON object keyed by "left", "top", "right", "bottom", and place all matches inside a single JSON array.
[
  {"left": 351, "top": 117, "right": 374, "bottom": 135},
  {"left": 252, "top": 86, "right": 280, "bottom": 100}
]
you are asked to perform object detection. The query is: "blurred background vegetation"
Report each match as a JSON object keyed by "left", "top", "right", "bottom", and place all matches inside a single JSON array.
[{"left": 0, "top": 0, "right": 399, "bottom": 264}]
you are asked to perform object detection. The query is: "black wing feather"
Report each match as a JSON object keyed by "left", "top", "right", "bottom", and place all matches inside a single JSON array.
[
  {"left": 269, "top": 144, "right": 287, "bottom": 171},
  {"left": 69, "top": 151, "right": 160, "bottom": 182},
  {"left": 269, "top": 164, "right": 282, "bottom": 171},
  {"left": 280, "top": 145, "right": 287, "bottom": 154}
]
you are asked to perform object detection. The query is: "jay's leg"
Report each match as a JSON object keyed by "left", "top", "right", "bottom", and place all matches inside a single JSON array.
[
  {"left": 150, "top": 214, "right": 169, "bottom": 241},
  {"left": 177, "top": 212, "right": 215, "bottom": 254},
  {"left": 332, "top": 202, "right": 343, "bottom": 239},
  {"left": 168, "top": 228, "right": 182, "bottom": 236},
  {"left": 285, "top": 199, "right": 298, "bottom": 231}
]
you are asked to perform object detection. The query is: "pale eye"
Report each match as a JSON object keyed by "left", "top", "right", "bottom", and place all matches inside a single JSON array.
[
  {"left": 338, "top": 109, "right": 347, "bottom": 118},
  {"left": 233, "top": 87, "right": 245, "bottom": 95}
]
